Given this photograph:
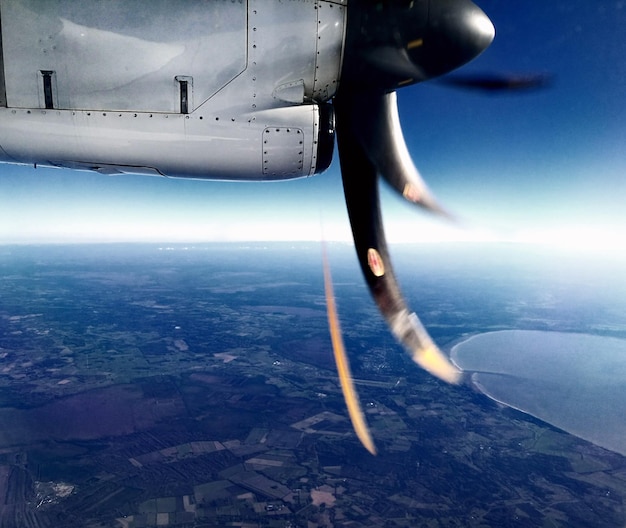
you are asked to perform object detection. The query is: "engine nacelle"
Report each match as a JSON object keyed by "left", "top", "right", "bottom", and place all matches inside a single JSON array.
[{"left": 0, "top": 0, "right": 345, "bottom": 180}]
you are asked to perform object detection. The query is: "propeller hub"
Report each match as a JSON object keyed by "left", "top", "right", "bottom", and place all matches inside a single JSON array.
[
  {"left": 339, "top": 0, "right": 495, "bottom": 92},
  {"left": 416, "top": 0, "right": 495, "bottom": 79}
]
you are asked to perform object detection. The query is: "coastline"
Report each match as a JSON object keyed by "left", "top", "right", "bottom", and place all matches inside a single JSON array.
[{"left": 448, "top": 330, "right": 626, "bottom": 458}]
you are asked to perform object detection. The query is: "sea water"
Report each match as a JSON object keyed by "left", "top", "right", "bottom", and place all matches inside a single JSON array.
[{"left": 451, "top": 330, "right": 626, "bottom": 456}]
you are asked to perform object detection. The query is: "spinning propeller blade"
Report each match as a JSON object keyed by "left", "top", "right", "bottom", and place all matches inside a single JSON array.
[
  {"left": 336, "top": 90, "right": 450, "bottom": 217},
  {"left": 439, "top": 73, "right": 551, "bottom": 93},
  {"left": 323, "top": 245, "right": 377, "bottom": 456},
  {"left": 334, "top": 92, "right": 463, "bottom": 385}
]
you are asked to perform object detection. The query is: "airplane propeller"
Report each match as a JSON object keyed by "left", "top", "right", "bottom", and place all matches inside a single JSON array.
[{"left": 325, "top": 0, "right": 498, "bottom": 450}]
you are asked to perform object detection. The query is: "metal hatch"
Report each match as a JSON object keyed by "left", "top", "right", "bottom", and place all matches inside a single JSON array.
[{"left": 0, "top": 0, "right": 247, "bottom": 112}]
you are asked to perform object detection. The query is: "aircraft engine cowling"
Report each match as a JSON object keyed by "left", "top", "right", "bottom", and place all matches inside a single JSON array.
[
  {"left": 0, "top": 102, "right": 335, "bottom": 181},
  {"left": 0, "top": 0, "right": 343, "bottom": 181}
]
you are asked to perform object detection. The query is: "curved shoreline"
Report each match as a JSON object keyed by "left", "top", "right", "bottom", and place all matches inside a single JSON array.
[{"left": 448, "top": 330, "right": 626, "bottom": 457}]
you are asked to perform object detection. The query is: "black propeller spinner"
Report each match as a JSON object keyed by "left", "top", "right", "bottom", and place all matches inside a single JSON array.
[{"left": 332, "top": 0, "right": 495, "bottom": 385}]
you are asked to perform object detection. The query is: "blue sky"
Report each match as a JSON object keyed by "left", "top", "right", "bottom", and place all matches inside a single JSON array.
[{"left": 0, "top": 0, "right": 625, "bottom": 250}]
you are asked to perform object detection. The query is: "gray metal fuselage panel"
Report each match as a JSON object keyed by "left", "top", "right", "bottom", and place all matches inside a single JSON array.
[{"left": 0, "top": 0, "right": 347, "bottom": 180}]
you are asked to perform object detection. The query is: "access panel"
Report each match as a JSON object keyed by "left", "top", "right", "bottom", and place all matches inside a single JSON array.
[{"left": 0, "top": 0, "right": 247, "bottom": 112}]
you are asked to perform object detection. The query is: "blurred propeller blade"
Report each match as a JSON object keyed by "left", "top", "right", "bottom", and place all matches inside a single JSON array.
[
  {"left": 345, "top": 90, "right": 451, "bottom": 217},
  {"left": 439, "top": 73, "right": 551, "bottom": 92},
  {"left": 334, "top": 94, "right": 462, "bottom": 385},
  {"left": 323, "top": 244, "right": 377, "bottom": 455}
]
